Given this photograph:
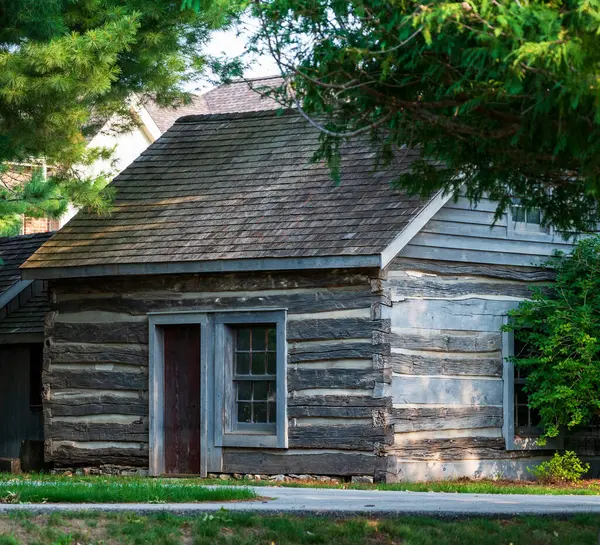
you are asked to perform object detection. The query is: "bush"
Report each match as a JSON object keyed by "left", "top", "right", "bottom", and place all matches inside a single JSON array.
[
  {"left": 529, "top": 451, "right": 590, "bottom": 485},
  {"left": 503, "top": 236, "right": 600, "bottom": 441}
]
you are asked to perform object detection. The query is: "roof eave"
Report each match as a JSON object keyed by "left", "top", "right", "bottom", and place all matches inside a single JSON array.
[{"left": 21, "top": 254, "right": 383, "bottom": 281}]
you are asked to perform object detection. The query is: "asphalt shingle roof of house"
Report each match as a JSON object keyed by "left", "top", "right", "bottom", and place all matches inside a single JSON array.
[
  {"left": 143, "top": 77, "right": 282, "bottom": 133},
  {"left": 23, "top": 110, "right": 430, "bottom": 275},
  {"left": 0, "top": 233, "right": 52, "bottom": 293}
]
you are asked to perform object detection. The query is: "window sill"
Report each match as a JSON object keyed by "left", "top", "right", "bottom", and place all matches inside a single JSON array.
[{"left": 219, "top": 432, "right": 281, "bottom": 449}]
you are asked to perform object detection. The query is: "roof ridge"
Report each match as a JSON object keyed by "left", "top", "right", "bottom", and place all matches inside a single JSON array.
[{"left": 174, "top": 108, "right": 296, "bottom": 125}]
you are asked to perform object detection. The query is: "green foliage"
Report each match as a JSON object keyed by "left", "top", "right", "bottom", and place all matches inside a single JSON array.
[
  {"left": 247, "top": 0, "right": 600, "bottom": 232},
  {"left": 0, "top": 0, "right": 239, "bottom": 235},
  {"left": 529, "top": 451, "right": 590, "bottom": 484},
  {"left": 504, "top": 236, "right": 600, "bottom": 440}
]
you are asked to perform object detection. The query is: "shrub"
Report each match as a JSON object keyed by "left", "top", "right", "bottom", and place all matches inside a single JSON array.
[
  {"left": 529, "top": 451, "right": 590, "bottom": 485},
  {"left": 503, "top": 236, "right": 600, "bottom": 441}
]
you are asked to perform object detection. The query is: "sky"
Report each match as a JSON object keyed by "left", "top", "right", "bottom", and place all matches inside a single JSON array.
[{"left": 196, "top": 20, "right": 279, "bottom": 92}]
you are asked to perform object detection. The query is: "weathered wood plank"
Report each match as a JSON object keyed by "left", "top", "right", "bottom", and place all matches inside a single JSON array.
[
  {"left": 390, "top": 299, "right": 518, "bottom": 332},
  {"left": 55, "top": 289, "right": 383, "bottom": 316},
  {"left": 47, "top": 343, "right": 148, "bottom": 366},
  {"left": 388, "top": 437, "right": 550, "bottom": 460},
  {"left": 288, "top": 369, "right": 383, "bottom": 391},
  {"left": 389, "top": 406, "right": 503, "bottom": 432},
  {"left": 387, "top": 278, "right": 536, "bottom": 299},
  {"left": 287, "top": 318, "right": 390, "bottom": 342},
  {"left": 390, "top": 353, "right": 502, "bottom": 377},
  {"left": 288, "top": 342, "right": 389, "bottom": 364},
  {"left": 45, "top": 370, "right": 148, "bottom": 390},
  {"left": 388, "top": 376, "right": 502, "bottom": 405},
  {"left": 46, "top": 421, "right": 148, "bottom": 442},
  {"left": 288, "top": 406, "right": 374, "bottom": 418},
  {"left": 52, "top": 322, "right": 148, "bottom": 344},
  {"left": 288, "top": 395, "right": 389, "bottom": 408},
  {"left": 390, "top": 330, "right": 502, "bottom": 352},
  {"left": 288, "top": 425, "right": 393, "bottom": 451},
  {"left": 52, "top": 269, "right": 373, "bottom": 296},
  {"left": 222, "top": 450, "right": 376, "bottom": 476},
  {"left": 389, "top": 258, "right": 555, "bottom": 282},
  {"left": 48, "top": 393, "right": 148, "bottom": 417},
  {"left": 50, "top": 445, "right": 148, "bottom": 467}
]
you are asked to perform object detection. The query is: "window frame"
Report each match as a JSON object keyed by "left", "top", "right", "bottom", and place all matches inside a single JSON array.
[
  {"left": 502, "top": 319, "right": 563, "bottom": 451},
  {"left": 507, "top": 199, "right": 554, "bottom": 242},
  {"left": 214, "top": 311, "right": 287, "bottom": 449},
  {"left": 148, "top": 308, "right": 288, "bottom": 477}
]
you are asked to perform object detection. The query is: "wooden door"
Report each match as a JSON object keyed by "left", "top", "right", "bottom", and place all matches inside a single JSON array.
[{"left": 163, "top": 325, "right": 201, "bottom": 474}]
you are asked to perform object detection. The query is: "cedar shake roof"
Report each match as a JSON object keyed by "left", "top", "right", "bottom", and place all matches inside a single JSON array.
[
  {"left": 23, "top": 110, "right": 432, "bottom": 277},
  {"left": 0, "top": 233, "right": 52, "bottom": 293},
  {"left": 143, "top": 77, "right": 282, "bottom": 133}
]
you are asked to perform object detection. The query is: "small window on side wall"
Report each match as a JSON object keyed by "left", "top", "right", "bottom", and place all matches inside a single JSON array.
[
  {"left": 502, "top": 321, "right": 563, "bottom": 450},
  {"left": 215, "top": 311, "right": 287, "bottom": 449},
  {"left": 508, "top": 198, "right": 552, "bottom": 240}
]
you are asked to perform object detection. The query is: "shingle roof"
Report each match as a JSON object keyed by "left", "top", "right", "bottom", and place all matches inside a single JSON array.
[
  {"left": 0, "top": 233, "right": 52, "bottom": 338},
  {"left": 23, "top": 110, "right": 430, "bottom": 275},
  {"left": 0, "top": 233, "right": 53, "bottom": 293},
  {"left": 142, "top": 77, "right": 283, "bottom": 133}
]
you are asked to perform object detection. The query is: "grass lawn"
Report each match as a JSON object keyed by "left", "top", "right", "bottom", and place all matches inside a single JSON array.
[
  {"left": 2, "top": 473, "right": 600, "bottom": 501},
  {"left": 0, "top": 512, "right": 598, "bottom": 545},
  {"left": 0, "top": 478, "right": 255, "bottom": 504}
]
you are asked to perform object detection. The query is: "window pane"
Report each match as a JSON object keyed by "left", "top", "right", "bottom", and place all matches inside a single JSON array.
[
  {"left": 254, "top": 402, "right": 268, "bottom": 423},
  {"left": 251, "top": 352, "right": 266, "bottom": 375},
  {"left": 267, "top": 328, "right": 276, "bottom": 350},
  {"left": 527, "top": 208, "right": 542, "bottom": 225},
  {"left": 237, "top": 381, "right": 252, "bottom": 401},
  {"left": 254, "top": 381, "right": 269, "bottom": 401},
  {"left": 236, "top": 352, "right": 250, "bottom": 375},
  {"left": 515, "top": 384, "right": 528, "bottom": 405},
  {"left": 237, "top": 402, "right": 252, "bottom": 423},
  {"left": 266, "top": 352, "right": 277, "bottom": 375},
  {"left": 516, "top": 405, "right": 529, "bottom": 428},
  {"left": 267, "top": 381, "right": 276, "bottom": 401},
  {"left": 268, "top": 402, "right": 277, "bottom": 423},
  {"left": 237, "top": 328, "right": 250, "bottom": 350},
  {"left": 253, "top": 327, "right": 267, "bottom": 351},
  {"left": 512, "top": 207, "right": 526, "bottom": 223}
]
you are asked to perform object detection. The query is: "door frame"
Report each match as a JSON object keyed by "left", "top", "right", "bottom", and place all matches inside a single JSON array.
[{"left": 148, "top": 312, "right": 210, "bottom": 477}]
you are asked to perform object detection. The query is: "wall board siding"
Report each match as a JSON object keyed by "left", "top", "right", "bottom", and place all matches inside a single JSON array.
[
  {"left": 399, "top": 194, "right": 576, "bottom": 267},
  {"left": 44, "top": 268, "right": 390, "bottom": 473}
]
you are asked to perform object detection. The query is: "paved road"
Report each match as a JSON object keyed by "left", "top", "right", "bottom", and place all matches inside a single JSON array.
[{"left": 1, "top": 486, "right": 600, "bottom": 517}]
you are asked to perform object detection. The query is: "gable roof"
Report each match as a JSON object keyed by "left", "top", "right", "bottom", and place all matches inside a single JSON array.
[
  {"left": 22, "top": 110, "right": 447, "bottom": 279},
  {"left": 0, "top": 233, "right": 52, "bottom": 294},
  {"left": 142, "top": 77, "right": 282, "bottom": 133}
]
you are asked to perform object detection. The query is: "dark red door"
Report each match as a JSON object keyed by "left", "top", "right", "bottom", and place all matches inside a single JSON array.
[{"left": 163, "top": 325, "right": 201, "bottom": 474}]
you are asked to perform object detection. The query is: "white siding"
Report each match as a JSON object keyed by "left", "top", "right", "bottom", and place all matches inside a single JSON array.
[{"left": 399, "top": 195, "right": 575, "bottom": 267}]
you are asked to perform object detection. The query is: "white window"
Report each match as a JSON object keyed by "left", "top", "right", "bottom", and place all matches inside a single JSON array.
[
  {"left": 508, "top": 198, "right": 553, "bottom": 240},
  {"left": 502, "top": 322, "right": 563, "bottom": 450}
]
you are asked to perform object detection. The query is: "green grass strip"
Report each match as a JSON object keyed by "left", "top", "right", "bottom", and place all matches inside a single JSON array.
[{"left": 0, "top": 481, "right": 255, "bottom": 504}]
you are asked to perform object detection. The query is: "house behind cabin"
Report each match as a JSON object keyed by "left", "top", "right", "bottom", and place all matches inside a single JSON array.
[{"left": 18, "top": 109, "right": 600, "bottom": 481}]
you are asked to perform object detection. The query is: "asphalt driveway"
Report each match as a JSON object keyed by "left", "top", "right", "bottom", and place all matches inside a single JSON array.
[{"left": 1, "top": 486, "right": 600, "bottom": 517}]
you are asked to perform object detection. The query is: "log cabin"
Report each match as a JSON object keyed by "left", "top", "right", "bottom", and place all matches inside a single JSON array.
[{"left": 12, "top": 109, "right": 598, "bottom": 481}]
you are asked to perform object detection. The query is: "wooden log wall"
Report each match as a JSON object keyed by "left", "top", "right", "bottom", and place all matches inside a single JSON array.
[
  {"left": 380, "top": 257, "right": 557, "bottom": 480},
  {"left": 44, "top": 268, "right": 391, "bottom": 475}
]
